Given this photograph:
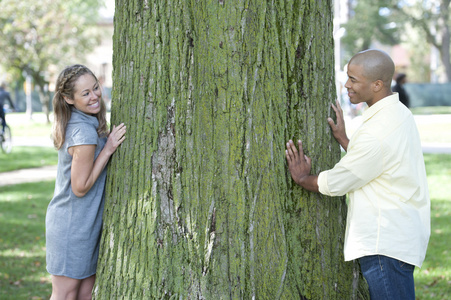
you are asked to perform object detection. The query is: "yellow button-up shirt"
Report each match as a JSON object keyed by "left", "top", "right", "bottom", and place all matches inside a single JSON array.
[{"left": 318, "top": 94, "right": 430, "bottom": 267}]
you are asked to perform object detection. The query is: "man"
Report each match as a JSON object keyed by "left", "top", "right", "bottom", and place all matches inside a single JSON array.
[
  {"left": 285, "top": 50, "right": 430, "bottom": 299},
  {"left": 0, "top": 82, "right": 15, "bottom": 133}
]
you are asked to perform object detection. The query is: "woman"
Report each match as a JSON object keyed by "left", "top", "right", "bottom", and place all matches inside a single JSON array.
[{"left": 46, "top": 65, "right": 126, "bottom": 299}]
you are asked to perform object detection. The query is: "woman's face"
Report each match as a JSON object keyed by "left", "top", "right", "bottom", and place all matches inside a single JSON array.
[{"left": 65, "top": 74, "right": 102, "bottom": 115}]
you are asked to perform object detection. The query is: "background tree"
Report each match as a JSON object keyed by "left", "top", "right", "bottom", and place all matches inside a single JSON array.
[
  {"left": 341, "top": 0, "right": 400, "bottom": 62},
  {"left": 392, "top": 0, "right": 451, "bottom": 82},
  {"left": 341, "top": 0, "right": 451, "bottom": 82},
  {"left": 94, "top": 1, "right": 369, "bottom": 299},
  {"left": 0, "top": 0, "right": 104, "bottom": 121}
]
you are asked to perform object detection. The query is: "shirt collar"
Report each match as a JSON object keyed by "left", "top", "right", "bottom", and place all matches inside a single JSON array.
[
  {"left": 362, "top": 93, "right": 399, "bottom": 122},
  {"left": 69, "top": 107, "right": 99, "bottom": 128}
]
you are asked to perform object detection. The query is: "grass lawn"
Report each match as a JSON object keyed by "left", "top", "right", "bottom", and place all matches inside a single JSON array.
[
  {"left": 0, "top": 181, "right": 54, "bottom": 300},
  {"left": 0, "top": 147, "right": 57, "bottom": 173},
  {"left": 414, "top": 153, "right": 451, "bottom": 299},
  {"left": 0, "top": 110, "right": 450, "bottom": 298},
  {"left": 0, "top": 154, "right": 450, "bottom": 298},
  {"left": 410, "top": 106, "right": 451, "bottom": 115},
  {"left": 5, "top": 112, "right": 53, "bottom": 139}
]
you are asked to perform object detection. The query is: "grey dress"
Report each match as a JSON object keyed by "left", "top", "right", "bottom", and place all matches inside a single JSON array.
[{"left": 46, "top": 108, "right": 107, "bottom": 279}]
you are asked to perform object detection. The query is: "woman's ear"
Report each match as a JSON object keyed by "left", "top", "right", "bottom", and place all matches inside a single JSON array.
[{"left": 64, "top": 97, "right": 74, "bottom": 105}]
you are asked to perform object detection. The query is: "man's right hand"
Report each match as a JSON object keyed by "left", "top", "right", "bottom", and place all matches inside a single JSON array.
[{"left": 327, "top": 99, "right": 349, "bottom": 151}]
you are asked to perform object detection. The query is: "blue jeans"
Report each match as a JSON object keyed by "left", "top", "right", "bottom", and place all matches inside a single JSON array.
[{"left": 359, "top": 255, "right": 415, "bottom": 300}]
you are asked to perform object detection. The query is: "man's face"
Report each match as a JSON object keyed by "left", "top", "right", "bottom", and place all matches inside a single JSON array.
[{"left": 344, "top": 63, "right": 374, "bottom": 106}]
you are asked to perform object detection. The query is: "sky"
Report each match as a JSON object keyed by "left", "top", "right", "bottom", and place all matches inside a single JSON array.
[{"left": 99, "top": 0, "right": 115, "bottom": 19}]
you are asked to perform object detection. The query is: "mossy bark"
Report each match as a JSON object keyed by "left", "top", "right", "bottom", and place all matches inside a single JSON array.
[{"left": 94, "top": 0, "right": 369, "bottom": 299}]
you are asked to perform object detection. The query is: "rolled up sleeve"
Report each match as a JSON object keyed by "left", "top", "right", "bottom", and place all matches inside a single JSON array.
[
  {"left": 318, "top": 171, "right": 331, "bottom": 195},
  {"left": 318, "top": 132, "right": 384, "bottom": 197}
]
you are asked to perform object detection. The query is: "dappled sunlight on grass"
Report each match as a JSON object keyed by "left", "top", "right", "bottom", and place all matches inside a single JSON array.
[
  {"left": 413, "top": 154, "right": 451, "bottom": 299},
  {"left": 0, "top": 181, "right": 53, "bottom": 299},
  {"left": 2, "top": 158, "right": 450, "bottom": 298},
  {"left": 0, "top": 146, "right": 57, "bottom": 173},
  {"left": 6, "top": 112, "right": 53, "bottom": 138}
]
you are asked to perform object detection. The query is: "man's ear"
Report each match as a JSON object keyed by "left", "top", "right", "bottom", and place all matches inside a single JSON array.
[
  {"left": 64, "top": 97, "right": 74, "bottom": 105},
  {"left": 372, "top": 80, "right": 384, "bottom": 93}
]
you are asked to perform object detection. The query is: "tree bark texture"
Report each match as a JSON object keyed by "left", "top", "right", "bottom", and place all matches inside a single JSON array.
[{"left": 94, "top": 1, "right": 369, "bottom": 299}]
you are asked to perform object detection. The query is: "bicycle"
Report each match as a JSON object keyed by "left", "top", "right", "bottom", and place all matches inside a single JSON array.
[{"left": 0, "top": 117, "right": 12, "bottom": 154}]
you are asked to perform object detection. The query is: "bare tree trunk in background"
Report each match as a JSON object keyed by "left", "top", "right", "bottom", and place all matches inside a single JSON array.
[
  {"left": 94, "top": 1, "right": 369, "bottom": 299},
  {"left": 37, "top": 86, "right": 51, "bottom": 123},
  {"left": 25, "top": 75, "right": 33, "bottom": 120},
  {"left": 439, "top": 0, "right": 451, "bottom": 81}
]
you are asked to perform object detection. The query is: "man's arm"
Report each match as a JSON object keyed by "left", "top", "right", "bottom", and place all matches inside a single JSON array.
[
  {"left": 285, "top": 139, "right": 319, "bottom": 192},
  {"left": 327, "top": 99, "right": 349, "bottom": 151}
]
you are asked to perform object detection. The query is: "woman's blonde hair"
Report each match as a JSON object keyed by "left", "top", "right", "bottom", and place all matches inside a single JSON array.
[{"left": 52, "top": 64, "right": 108, "bottom": 149}]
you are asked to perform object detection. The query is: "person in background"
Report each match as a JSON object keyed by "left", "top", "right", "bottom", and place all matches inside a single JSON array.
[
  {"left": 46, "top": 65, "right": 126, "bottom": 299},
  {"left": 0, "top": 82, "right": 16, "bottom": 133},
  {"left": 392, "top": 73, "right": 410, "bottom": 107},
  {"left": 285, "top": 50, "right": 430, "bottom": 299}
]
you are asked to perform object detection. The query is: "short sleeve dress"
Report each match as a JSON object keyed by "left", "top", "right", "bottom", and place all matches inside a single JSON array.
[{"left": 46, "top": 108, "right": 107, "bottom": 279}]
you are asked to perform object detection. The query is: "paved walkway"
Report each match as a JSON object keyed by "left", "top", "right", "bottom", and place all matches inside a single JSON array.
[
  {"left": 0, "top": 135, "right": 56, "bottom": 187},
  {"left": 12, "top": 136, "right": 54, "bottom": 147},
  {"left": 0, "top": 165, "right": 57, "bottom": 187}
]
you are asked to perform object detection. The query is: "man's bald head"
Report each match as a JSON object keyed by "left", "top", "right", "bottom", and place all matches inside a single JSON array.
[{"left": 349, "top": 49, "right": 395, "bottom": 89}]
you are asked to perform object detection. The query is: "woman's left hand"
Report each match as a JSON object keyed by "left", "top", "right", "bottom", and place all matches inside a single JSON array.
[{"left": 105, "top": 123, "right": 126, "bottom": 155}]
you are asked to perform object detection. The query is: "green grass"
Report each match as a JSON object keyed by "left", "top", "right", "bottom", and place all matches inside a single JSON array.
[
  {"left": 417, "top": 122, "right": 451, "bottom": 144},
  {"left": 0, "top": 111, "right": 450, "bottom": 298},
  {"left": 0, "top": 147, "right": 57, "bottom": 173},
  {"left": 414, "top": 153, "right": 451, "bottom": 299},
  {"left": 0, "top": 155, "right": 450, "bottom": 298},
  {"left": 345, "top": 107, "right": 451, "bottom": 144},
  {"left": 0, "top": 181, "right": 54, "bottom": 300},
  {"left": 0, "top": 112, "right": 58, "bottom": 173},
  {"left": 410, "top": 106, "right": 451, "bottom": 115},
  {"left": 6, "top": 112, "right": 53, "bottom": 138}
]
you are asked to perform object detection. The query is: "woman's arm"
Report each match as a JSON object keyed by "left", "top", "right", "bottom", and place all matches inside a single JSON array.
[{"left": 69, "top": 123, "right": 126, "bottom": 197}]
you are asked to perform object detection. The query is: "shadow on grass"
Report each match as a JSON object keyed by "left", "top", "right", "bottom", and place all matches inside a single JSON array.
[
  {"left": 1, "top": 155, "right": 451, "bottom": 299},
  {"left": 0, "top": 254, "right": 51, "bottom": 300},
  {"left": 414, "top": 153, "right": 451, "bottom": 299},
  {"left": 0, "top": 181, "right": 54, "bottom": 299}
]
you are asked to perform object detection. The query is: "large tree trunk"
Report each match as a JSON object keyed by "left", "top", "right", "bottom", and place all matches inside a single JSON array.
[{"left": 94, "top": 1, "right": 369, "bottom": 299}]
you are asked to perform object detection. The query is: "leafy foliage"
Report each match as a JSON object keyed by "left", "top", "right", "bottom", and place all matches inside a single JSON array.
[
  {"left": 341, "top": 0, "right": 400, "bottom": 56},
  {"left": 341, "top": 0, "right": 451, "bottom": 82},
  {"left": 0, "top": 0, "right": 105, "bottom": 117}
]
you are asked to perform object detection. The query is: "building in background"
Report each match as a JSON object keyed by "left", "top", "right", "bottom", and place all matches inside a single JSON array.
[{"left": 85, "top": 0, "right": 114, "bottom": 89}]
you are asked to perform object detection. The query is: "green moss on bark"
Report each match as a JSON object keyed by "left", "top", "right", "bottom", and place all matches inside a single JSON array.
[{"left": 94, "top": 1, "right": 369, "bottom": 299}]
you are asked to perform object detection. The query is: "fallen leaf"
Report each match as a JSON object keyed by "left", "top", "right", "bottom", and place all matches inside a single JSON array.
[{"left": 13, "top": 280, "right": 22, "bottom": 286}]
